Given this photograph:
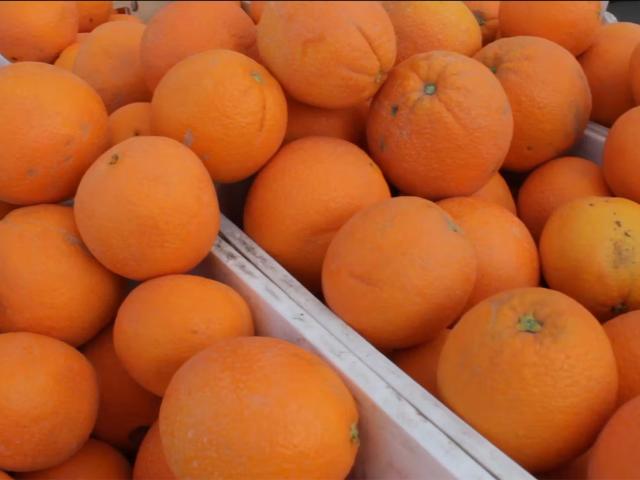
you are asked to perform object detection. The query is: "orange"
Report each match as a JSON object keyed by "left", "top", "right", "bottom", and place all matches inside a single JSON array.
[
  {"left": 579, "top": 22, "right": 640, "bottom": 126},
  {"left": 383, "top": 1, "right": 482, "bottom": 62},
  {"left": 0, "top": 1, "right": 77, "bottom": 62},
  {"left": 160, "top": 336, "right": 359, "bottom": 479},
  {"left": 518, "top": 156, "right": 611, "bottom": 240},
  {"left": 322, "top": 196, "right": 477, "bottom": 350},
  {"left": 245, "top": 0, "right": 265, "bottom": 23},
  {"left": 0, "top": 202, "right": 15, "bottom": 220},
  {"left": 140, "top": 2, "right": 256, "bottom": 91},
  {"left": 603, "top": 310, "right": 640, "bottom": 405},
  {"left": 0, "top": 205, "right": 123, "bottom": 346},
  {"left": 499, "top": 1, "right": 602, "bottom": 56},
  {"left": 108, "top": 102, "right": 152, "bottom": 146},
  {"left": 0, "top": 472, "right": 10, "bottom": 480},
  {"left": 542, "top": 450, "right": 591, "bottom": 480},
  {"left": 631, "top": 43, "right": 640, "bottom": 105},
  {"left": 438, "top": 197, "right": 539, "bottom": 309},
  {"left": 133, "top": 422, "right": 175, "bottom": 480},
  {"left": 54, "top": 42, "right": 81, "bottom": 70},
  {"left": 257, "top": 1, "right": 396, "bottom": 108},
  {"left": 74, "top": 21, "right": 150, "bottom": 113},
  {"left": 475, "top": 36, "right": 592, "bottom": 171},
  {"left": 464, "top": 1, "right": 500, "bottom": 45},
  {"left": 470, "top": 172, "right": 516, "bottom": 214},
  {"left": 0, "top": 62, "right": 108, "bottom": 205},
  {"left": 0, "top": 332, "right": 99, "bottom": 472},
  {"left": 108, "top": 13, "right": 143, "bottom": 23},
  {"left": 20, "top": 439, "right": 131, "bottom": 480},
  {"left": 77, "top": 1, "right": 113, "bottom": 32},
  {"left": 151, "top": 49, "right": 287, "bottom": 183},
  {"left": 74, "top": 136, "right": 220, "bottom": 281},
  {"left": 438, "top": 287, "right": 618, "bottom": 472},
  {"left": 604, "top": 106, "right": 640, "bottom": 203},
  {"left": 540, "top": 196, "right": 640, "bottom": 320},
  {"left": 82, "top": 327, "right": 161, "bottom": 453},
  {"left": 367, "top": 50, "right": 513, "bottom": 199},
  {"left": 243, "top": 137, "right": 391, "bottom": 294}
]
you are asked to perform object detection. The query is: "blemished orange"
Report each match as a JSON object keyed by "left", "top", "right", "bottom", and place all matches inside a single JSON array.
[
  {"left": 0, "top": 1, "right": 78, "bottom": 63},
  {"left": 367, "top": 50, "right": 513, "bottom": 199},
  {"left": 160, "top": 337, "right": 360, "bottom": 479},
  {"left": 464, "top": 1, "right": 500, "bottom": 45},
  {"left": 133, "top": 423, "right": 175, "bottom": 480},
  {"left": 108, "top": 102, "right": 152, "bottom": 146},
  {"left": 518, "top": 156, "right": 611, "bottom": 240},
  {"left": 470, "top": 172, "right": 516, "bottom": 214},
  {"left": 108, "top": 13, "right": 143, "bottom": 23},
  {"left": 438, "top": 197, "right": 539, "bottom": 309},
  {"left": 54, "top": 42, "right": 81, "bottom": 70},
  {"left": 475, "top": 36, "right": 592, "bottom": 172},
  {"left": 438, "top": 287, "right": 618, "bottom": 472},
  {"left": 383, "top": 1, "right": 482, "bottom": 62},
  {"left": 631, "top": 43, "right": 640, "bottom": 105},
  {"left": 0, "top": 62, "right": 109, "bottom": 205},
  {"left": 82, "top": 327, "right": 161, "bottom": 453},
  {"left": 246, "top": 0, "right": 265, "bottom": 23},
  {"left": 74, "top": 21, "right": 150, "bottom": 113},
  {"left": 391, "top": 329, "right": 450, "bottom": 397},
  {"left": 0, "top": 332, "right": 99, "bottom": 472},
  {"left": 0, "top": 202, "right": 15, "bottom": 220},
  {"left": 604, "top": 106, "right": 640, "bottom": 203},
  {"left": 499, "top": 1, "right": 602, "bottom": 56},
  {"left": 77, "top": 1, "right": 113, "bottom": 32},
  {"left": 0, "top": 205, "right": 124, "bottom": 346},
  {"left": 20, "top": 439, "right": 131, "bottom": 480},
  {"left": 74, "top": 136, "right": 220, "bottom": 281},
  {"left": 540, "top": 196, "right": 640, "bottom": 320},
  {"left": 151, "top": 49, "right": 287, "bottom": 183},
  {"left": 579, "top": 22, "right": 640, "bottom": 126},
  {"left": 114, "top": 274, "right": 254, "bottom": 396},
  {"left": 285, "top": 98, "right": 369, "bottom": 146},
  {"left": 257, "top": 1, "right": 396, "bottom": 109},
  {"left": 243, "top": 137, "right": 391, "bottom": 294},
  {"left": 322, "top": 196, "right": 477, "bottom": 350},
  {"left": 603, "top": 310, "right": 640, "bottom": 404}
]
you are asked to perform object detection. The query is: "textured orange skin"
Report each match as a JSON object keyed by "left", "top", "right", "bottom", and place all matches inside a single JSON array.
[
  {"left": 322, "top": 196, "right": 477, "bottom": 350},
  {"left": 74, "top": 22, "right": 150, "bottom": 113},
  {"left": 108, "top": 102, "right": 152, "bottom": 146},
  {"left": 0, "top": 206, "right": 124, "bottom": 346},
  {"left": 114, "top": 274, "right": 254, "bottom": 396},
  {"left": 0, "top": 202, "right": 15, "bottom": 220},
  {"left": 464, "top": 1, "right": 500, "bottom": 45},
  {"left": 77, "top": 1, "right": 113, "bottom": 32},
  {"left": 604, "top": 107, "right": 640, "bottom": 203},
  {"left": 151, "top": 49, "right": 287, "bottom": 183},
  {"left": 603, "top": 311, "right": 640, "bottom": 405},
  {"left": 391, "top": 329, "right": 450, "bottom": 398},
  {"left": 475, "top": 36, "right": 592, "bottom": 172},
  {"left": 244, "top": 137, "right": 391, "bottom": 294},
  {"left": 438, "top": 287, "right": 618, "bottom": 472},
  {"left": 540, "top": 196, "right": 640, "bottom": 321},
  {"left": 438, "top": 197, "right": 539, "bottom": 309},
  {"left": 0, "top": 62, "right": 109, "bottom": 205},
  {"left": 140, "top": 2, "right": 256, "bottom": 91},
  {"left": 258, "top": 1, "right": 396, "bottom": 109},
  {"left": 246, "top": 0, "right": 265, "bottom": 23},
  {"left": 579, "top": 23, "right": 640, "bottom": 127},
  {"left": 383, "top": 1, "right": 482, "bottom": 62},
  {"left": 160, "top": 337, "right": 359, "bottom": 479},
  {"left": 108, "top": 13, "right": 143, "bottom": 23},
  {"left": 133, "top": 423, "right": 176, "bottom": 480},
  {"left": 74, "top": 136, "right": 220, "bottom": 281},
  {"left": 20, "top": 439, "right": 131, "bottom": 480},
  {"left": 518, "top": 156, "right": 611, "bottom": 241},
  {"left": 631, "top": 44, "right": 640, "bottom": 105},
  {"left": 367, "top": 50, "right": 513, "bottom": 199},
  {"left": 54, "top": 42, "right": 80, "bottom": 70},
  {"left": 0, "top": 1, "right": 77, "bottom": 62},
  {"left": 0, "top": 332, "right": 99, "bottom": 472},
  {"left": 82, "top": 327, "right": 161, "bottom": 453},
  {"left": 499, "top": 1, "right": 601, "bottom": 56},
  {"left": 470, "top": 172, "right": 516, "bottom": 214}
]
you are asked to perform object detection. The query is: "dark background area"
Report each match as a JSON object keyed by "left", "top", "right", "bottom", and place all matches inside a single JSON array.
[{"left": 608, "top": 1, "right": 640, "bottom": 23}]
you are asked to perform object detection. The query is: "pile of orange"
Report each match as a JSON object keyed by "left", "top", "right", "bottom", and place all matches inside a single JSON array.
[{"left": 2, "top": 0, "right": 640, "bottom": 477}]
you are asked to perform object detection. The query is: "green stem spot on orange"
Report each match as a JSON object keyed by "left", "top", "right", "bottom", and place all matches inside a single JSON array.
[
  {"left": 108, "top": 153, "right": 119, "bottom": 165},
  {"left": 250, "top": 71, "right": 263, "bottom": 84},
  {"left": 612, "top": 302, "right": 628, "bottom": 316},
  {"left": 424, "top": 83, "right": 437, "bottom": 95},
  {"left": 472, "top": 11, "right": 486, "bottom": 26},
  {"left": 391, "top": 104, "right": 399, "bottom": 117},
  {"left": 518, "top": 313, "right": 542, "bottom": 333},
  {"left": 350, "top": 423, "right": 360, "bottom": 444},
  {"left": 490, "top": 65, "right": 498, "bottom": 74}
]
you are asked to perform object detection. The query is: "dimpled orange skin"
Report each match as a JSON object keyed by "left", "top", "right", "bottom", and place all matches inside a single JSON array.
[
  {"left": 579, "top": 23, "right": 640, "bottom": 127},
  {"left": 0, "top": 62, "right": 109, "bottom": 206},
  {"left": 540, "top": 196, "right": 640, "bottom": 321},
  {"left": 74, "top": 21, "right": 150, "bottom": 113},
  {"left": 160, "top": 336, "right": 359, "bottom": 480},
  {"left": 20, "top": 439, "right": 131, "bottom": 480},
  {"left": 463, "top": 1, "right": 500, "bottom": 45},
  {"left": 257, "top": 1, "right": 396, "bottom": 109},
  {"left": 603, "top": 311, "right": 640, "bottom": 405},
  {"left": 74, "top": 136, "right": 220, "bottom": 281},
  {"left": 77, "top": 1, "right": 113, "bottom": 32},
  {"left": 243, "top": 137, "right": 391, "bottom": 294},
  {"left": 604, "top": 107, "right": 640, "bottom": 203},
  {"left": 0, "top": 332, "right": 99, "bottom": 473},
  {"left": 367, "top": 50, "right": 513, "bottom": 199},
  {"left": 0, "top": 205, "right": 124, "bottom": 346},
  {"left": 383, "top": 1, "right": 482, "bottom": 62},
  {"left": 470, "top": 172, "right": 516, "bottom": 214},
  {"left": 631, "top": 44, "right": 640, "bottom": 105},
  {"left": 518, "top": 156, "right": 611, "bottom": 241},
  {"left": 151, "top": 49, "right": 287, "bottom": 183},
  {"left": 438, "top": 288, "right": 618, "bottom": 473},
  {"left": 322, "top": 196, "right": 477, "bottom": 350},
  {"left": 108, "top": 102, "right": 152, "bottom": 146},
  {"left": 133, "top": 423, "right": 176, "bottom": 480}
]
